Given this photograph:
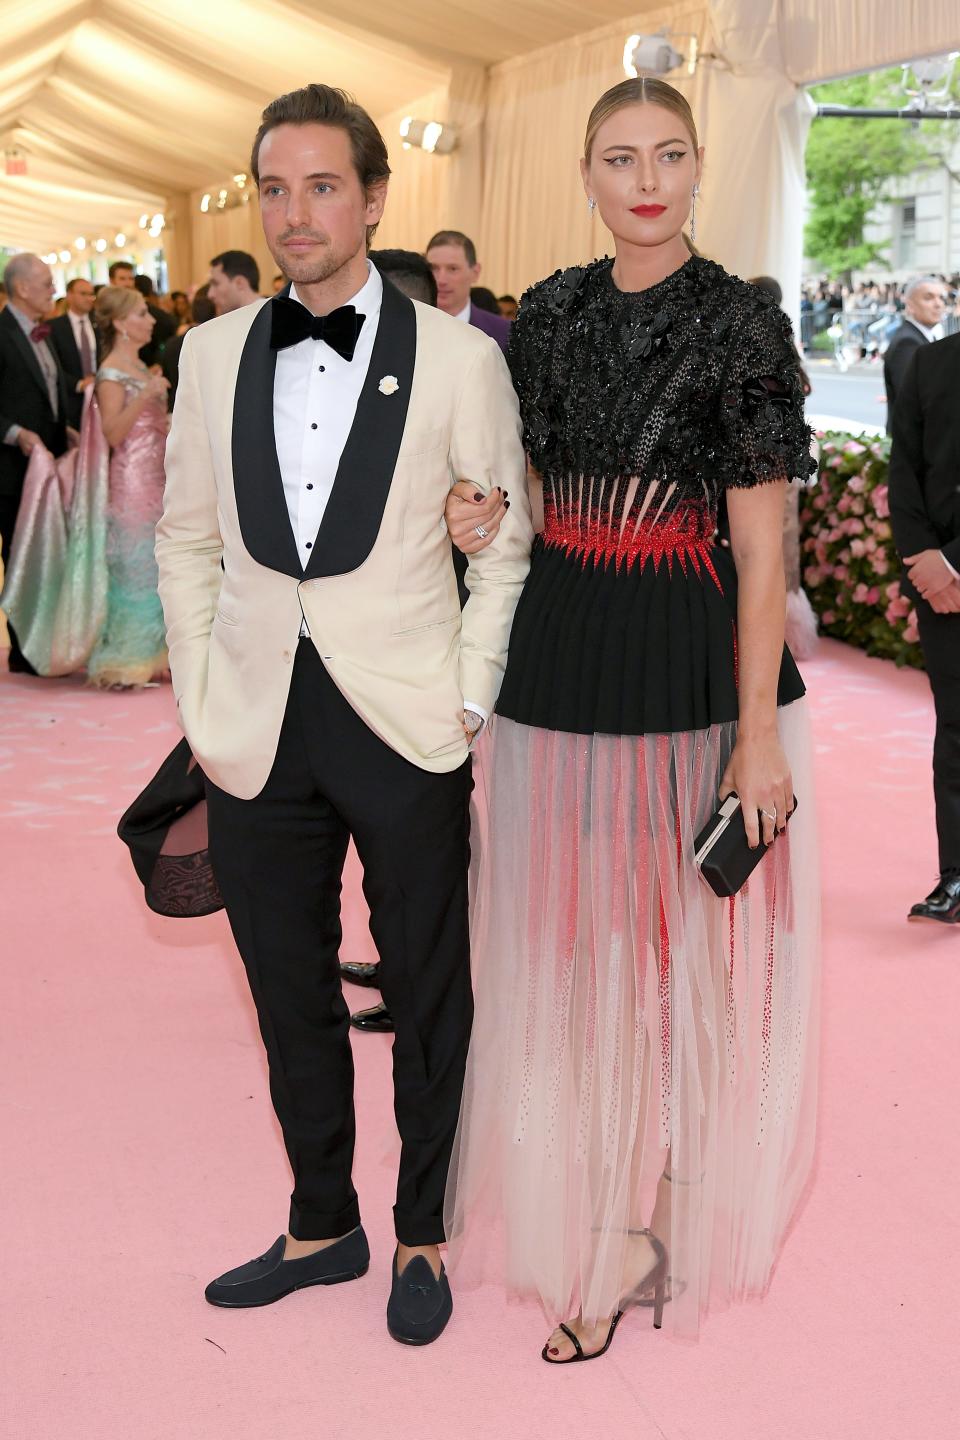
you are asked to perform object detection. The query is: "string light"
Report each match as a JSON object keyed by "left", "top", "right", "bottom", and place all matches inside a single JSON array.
[
  {"left": 397, "top": 118, "right": 458, "bottom": 155},
  {"left": 198, "top": 173, "right": 255, "bottom": 213}
]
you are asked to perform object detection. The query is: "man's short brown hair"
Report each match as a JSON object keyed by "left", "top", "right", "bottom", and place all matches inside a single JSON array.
[
  {"left": 426, "top": 231, "right": 478, "bottom": 268},
  {"left": 251, "top": 84, "right": 391, "bottom": 243}
]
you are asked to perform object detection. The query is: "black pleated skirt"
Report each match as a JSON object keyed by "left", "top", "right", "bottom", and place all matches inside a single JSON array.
[{"left": 495, "top": 535, "right": 805, "bottom": 736}]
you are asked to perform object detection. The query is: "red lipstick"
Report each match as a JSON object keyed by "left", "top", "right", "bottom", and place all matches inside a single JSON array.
[{"left": 631, "top": 204, "right": 667, "bottom": 217}]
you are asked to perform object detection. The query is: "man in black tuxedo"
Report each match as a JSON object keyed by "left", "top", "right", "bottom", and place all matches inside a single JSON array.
[
  {"left": 889, "top": 332, "right": 960, "bottom": 923},
  {"left": 0, "top": 253, "right": 69, "bottom": 674},
  {"left": 49, "top": 277, "right": 97, "bottom": 430},
  {"left": 883, "top": 276, "right": 947, "bottom": 432}
]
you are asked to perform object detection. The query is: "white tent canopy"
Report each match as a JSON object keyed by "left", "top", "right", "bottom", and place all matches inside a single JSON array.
[{"left": 2, "top": 0, "right": 959, "bottom": 300}]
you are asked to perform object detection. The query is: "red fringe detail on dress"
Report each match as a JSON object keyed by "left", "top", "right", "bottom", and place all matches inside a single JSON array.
[{"left": 543, "top": 495, "right": 723, "bottom": 594}]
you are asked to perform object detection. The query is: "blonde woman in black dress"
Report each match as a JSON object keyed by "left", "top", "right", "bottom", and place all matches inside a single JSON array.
[{"left": 444, "top": 79, "right": 819, "bottom": 1360}]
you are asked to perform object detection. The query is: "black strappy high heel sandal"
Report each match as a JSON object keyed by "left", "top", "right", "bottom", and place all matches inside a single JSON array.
[{"left": 540, "top": 1229, "right": 669, "bottom": 1364}]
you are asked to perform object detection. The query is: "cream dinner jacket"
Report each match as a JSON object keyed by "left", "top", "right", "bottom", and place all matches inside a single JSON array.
[{"left": 156, "top": 279, "right": 533, "bottom": 800}]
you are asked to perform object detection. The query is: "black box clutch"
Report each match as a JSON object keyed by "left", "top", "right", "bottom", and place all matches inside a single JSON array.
[{"left": 694, "top": 793, "right": 798, "bottom": 898}]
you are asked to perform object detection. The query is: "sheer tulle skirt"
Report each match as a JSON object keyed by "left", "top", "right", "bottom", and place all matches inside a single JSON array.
[{"left": 444, "top": 702, "right": 819, "bottom": 1338}]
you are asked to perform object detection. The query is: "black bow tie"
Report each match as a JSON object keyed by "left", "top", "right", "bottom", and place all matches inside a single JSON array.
[{"left": 270, "top": 297, "right": 365, "bottom": 361}]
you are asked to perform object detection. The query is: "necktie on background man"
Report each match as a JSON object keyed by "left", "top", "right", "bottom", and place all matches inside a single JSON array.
[
  {"left": 80, "top": 322, "right": 95, "bottom": 377},
  {"left": 29, "top": 324, "right": 59, "bottom": 417}
]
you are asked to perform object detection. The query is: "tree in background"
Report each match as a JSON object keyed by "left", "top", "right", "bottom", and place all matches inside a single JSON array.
[{"left": 805, "top": 69, "right": 932, "bottom": 280}]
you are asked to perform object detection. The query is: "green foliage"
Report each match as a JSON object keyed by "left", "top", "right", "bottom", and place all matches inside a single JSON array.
[
  {"left": 800, "top": 431, "right": 924, "bottom": 669},
  {"left": 805, "top": 70, "right": 931, "bottom": 277}
]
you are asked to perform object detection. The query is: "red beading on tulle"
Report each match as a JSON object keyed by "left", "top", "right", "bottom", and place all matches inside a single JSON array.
[{"left": 543, "top": 495, "right": 723, "bottom": 591}]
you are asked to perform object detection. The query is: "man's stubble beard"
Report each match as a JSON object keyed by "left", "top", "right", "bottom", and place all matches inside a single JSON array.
[{"left": 272, "top": 233, "right": 365, "bottom": 288}]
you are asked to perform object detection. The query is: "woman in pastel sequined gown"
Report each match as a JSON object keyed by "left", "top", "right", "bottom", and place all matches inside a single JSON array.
[
  {"left": 443, "top": 79, "right": 820, "bottom": 1360},
  {"left": 87, "top": 285, "right": 170, "bottom": 687}
]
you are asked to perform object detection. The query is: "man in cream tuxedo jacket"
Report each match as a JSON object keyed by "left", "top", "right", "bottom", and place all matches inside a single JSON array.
[{"left": 156, "top": 84, "right": 531, "bottom": 1345}]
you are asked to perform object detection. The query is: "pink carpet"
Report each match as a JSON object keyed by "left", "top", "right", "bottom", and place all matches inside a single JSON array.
[{"left": 2, "top": 640, "right": 957, "bottom": 1440}]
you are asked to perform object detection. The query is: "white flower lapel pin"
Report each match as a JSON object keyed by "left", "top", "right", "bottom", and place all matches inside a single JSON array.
[{"left": 378, "top": 374, "right": 400, "bottom": 396}]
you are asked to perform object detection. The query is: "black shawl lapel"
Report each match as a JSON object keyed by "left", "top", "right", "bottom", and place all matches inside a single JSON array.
[
  {"left": 1, "top": 307, "right": 56, "bottom": 410},
  {"left": 231, "top": 294, "right": 303, "bottom": 578},
  {"left": 303, "top": 278, "right": 416, "bottom": 579}
]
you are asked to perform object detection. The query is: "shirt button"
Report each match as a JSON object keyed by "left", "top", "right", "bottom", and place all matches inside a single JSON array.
[
  {"left": 311, "top": 422, "right": 318, "bottom": 429},
  {"left": 318, "top": 365, "right": 325, "bottom": 373},
  {"left": 306, "top": 483, "right": 314, "bottom": 490},
  {"left": 305, "top": 541, "right": 312, "bottom": 548}
]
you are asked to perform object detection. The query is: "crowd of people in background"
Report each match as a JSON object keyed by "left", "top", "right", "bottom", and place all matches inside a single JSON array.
[{"left": 800, "top": 270, "right": 960, "bottom": 354}]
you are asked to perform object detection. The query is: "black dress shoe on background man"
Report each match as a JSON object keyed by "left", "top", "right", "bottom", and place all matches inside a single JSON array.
[
  {"left": 908, "top": 873, "right": 960, "bottom": 924},
  {"left": 339, "top": 960, "right": 382, "bottom": 988},
  {"left": 386, "top": 1249, "right": 453, "bottom": 1345},
  {"left": 350, "top": 1001, "right": 394, "bottom": 1033},
  {"left": 205, "top": 1225, "right": 370, "bottom": 1308}
]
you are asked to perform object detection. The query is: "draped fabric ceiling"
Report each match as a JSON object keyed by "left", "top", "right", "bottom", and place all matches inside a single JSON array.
[
  {"left": 3, "top": 0, "right": 960, "bottom": 304},
  {"left": 0, "top": 0, "right": 651, "bottom": 265}
]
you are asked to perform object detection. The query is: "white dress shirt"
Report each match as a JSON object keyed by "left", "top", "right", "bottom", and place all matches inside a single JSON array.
[
  {"left": 273, "top": 264, "right": 485, "bottom": 730},
  {"left": 911, "top": 318, "right": 944, "bottom": 343},
  {"left": 453, "top": 300, "right": 472, "bottom": 323},
  {"left": 275, "top": 263, "right": 383, "bottom": 577}
]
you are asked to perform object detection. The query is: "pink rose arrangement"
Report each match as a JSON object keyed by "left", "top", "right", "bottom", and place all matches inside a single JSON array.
[{"left": 799, "top": 432, "right": 923, "bottom": 669}]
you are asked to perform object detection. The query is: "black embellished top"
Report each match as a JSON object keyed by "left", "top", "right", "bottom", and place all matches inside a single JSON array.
[{"left": 494, "top": 254, "right": 816, "bottom": 737}]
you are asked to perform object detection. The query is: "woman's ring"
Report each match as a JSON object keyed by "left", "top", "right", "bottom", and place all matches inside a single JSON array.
[
  {"left": 475, "top": 525, "right": 489, "bottom": 539},
  {"left": 762, "top": 810, "right": 777, "bottom": 821}
]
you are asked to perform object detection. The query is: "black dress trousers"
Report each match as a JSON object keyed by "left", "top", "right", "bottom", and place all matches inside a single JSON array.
[
  {"left": 205, "top": 639, "right": 474, "bottom": 1246},
  {"left": 913, "top": 595, "right": 960, "bottom": 874}
]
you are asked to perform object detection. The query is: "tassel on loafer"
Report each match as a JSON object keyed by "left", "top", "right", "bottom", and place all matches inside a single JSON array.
[
  {"left": 205, "top": 1225, "right": 370, "bottom": 1308},
  {"left": 386, "top": 1250, "right": 453, "bottom": 1345}
]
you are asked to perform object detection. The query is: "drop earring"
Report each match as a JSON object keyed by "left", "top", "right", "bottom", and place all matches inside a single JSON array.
[
  {"left": 587, "top": 197, "right": 597, "bottom": 215},
  {"left": 690, "top": 184, "right": 700, "bottom": 244}
]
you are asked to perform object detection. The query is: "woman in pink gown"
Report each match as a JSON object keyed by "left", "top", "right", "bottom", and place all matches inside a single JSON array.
[{"left": 87, "top": 284, "right": 170, "bottom": 688}]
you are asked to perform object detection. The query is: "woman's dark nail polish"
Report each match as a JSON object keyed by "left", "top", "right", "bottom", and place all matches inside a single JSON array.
[
  {"left": 504, "top": 500, "right": 511, "bottom": 509},
  {"left": 474, "top": 492, "right": 484, "bottom": 502}
]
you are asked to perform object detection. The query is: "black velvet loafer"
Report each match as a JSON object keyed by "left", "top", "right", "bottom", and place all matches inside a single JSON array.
[
  {"left": 339, "top": 961, "right": 382, "bottom": 989},
  {"left": 386, "top": 1250, "right": 453, "bottom": 1345},
  {"left": 350, "top": 1002, "right": 394, "bottom": 1033},
  {"left": 908, "top": 874, "right": 960, "bottom": 924},
  {"left": 205, "top": 1225, "right": 369, "bottom": 1308}
]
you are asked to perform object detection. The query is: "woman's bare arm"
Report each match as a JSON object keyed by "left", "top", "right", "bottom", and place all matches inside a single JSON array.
[{"left": 721, "top": 479, "right": 794, "bottom": 849}]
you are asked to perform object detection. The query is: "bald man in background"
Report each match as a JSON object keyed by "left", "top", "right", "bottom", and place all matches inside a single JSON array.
[{"left": 884, "top": 276, "right": 947, "bottom": 432}]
